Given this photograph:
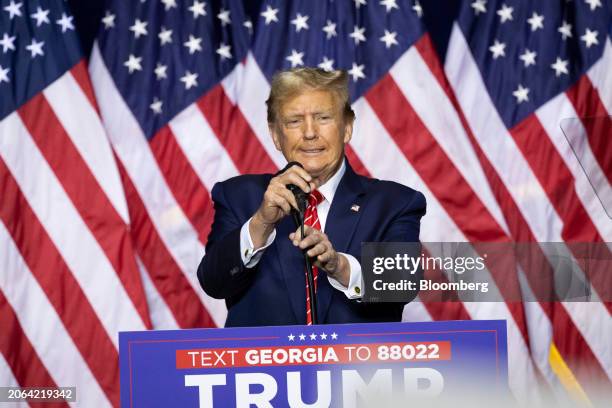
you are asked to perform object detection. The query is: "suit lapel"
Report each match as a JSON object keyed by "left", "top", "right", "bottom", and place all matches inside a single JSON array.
[{"left": 317, "top": 161, "right": 365, "bottom": 322}]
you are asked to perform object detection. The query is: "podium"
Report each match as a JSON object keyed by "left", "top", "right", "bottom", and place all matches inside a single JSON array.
[{"left": 119, "top": 320, "right": 508, "bottom": 407}]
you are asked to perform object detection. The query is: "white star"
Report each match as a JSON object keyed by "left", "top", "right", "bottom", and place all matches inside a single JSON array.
[
  {"left": 380, "top": 0, "right": 398, "bottom": 12},
  {"left": 150, "top": 98, "right": 163, "bottom": 114},
  {"left": 413, "top": 1, "right": 423, "bottom": 18},
  {"left": 288, "top": 334, "right": 295, "bottom": 341},
  {"left": 558, "top": 21, "right": 572, "bottom": 40},
  {"left": 130, "top": 19, "right": 148, "bottom": 38},
  {"left": 318, "top": 57, "right": 334, "bottom": 71},
  {"left": 124, "top": 54, "right": 142, "bottom": 73},
  {"left": 217, "top": 8, "right": 231, "bottom": 26},
  {"left": 330, "top": 332, "right": 338, "bottom": 340},
  {"left": 286, "top": 49, "right": 304, "bottom": 67},
  {"left": 56, "top": 13, "right": 74, "bottom": 32},
  {"left": 527, "top": 12, "right": 544, "bottom": 32},
  {"left": 216, "top": 43, "right": 232, "bottom": 60},
  {"left": 154, "top": 63, "right": 167, "bottom": 80},
  {"left": 471, "top": 0, "right": 487, "bottom": 15},
  {"left": 26, "top": 39, "right": 44, "bottom": 58},
  {"left": 0, "top": 33, "right": 16, "bottom": 53},
  {"left": 585, "top": 0, "right": 602, "bottom": 11},
  {"left": 4, "top": 1, "right": 22, "bottom": 20},
  {"left": 349, "top": 26, "right": 366, "bottom": 45},
  {"left": 348, "top": 63, "right": 365, "bottom": 81},
  {"left": 496, "top": 4, "right": 513, "bottom": 23},
  {"left": 0, "top": 65, "right": 9, "bottom": 84},
  {"left": 30, "top": 7, "right": 50, "bottom": 26},
  {"left": 102, "top": 11, "right": 115, "bottom": 29},
  {"left": 581, "top": 28, "right": 599, "bottom": 48},
  {"left": 309, "top": 333, "right": 317, "bottom": 340},
  {"left": 291, "top": 13, "right": 309, "bottom": 32},
  {"left": 512, "top": 84, "right": 529, "bottom": 103},
  {"left": 161, "top": 0, "right": 177, "bottom": 10},
  {"left": 159, "top": 27, "right": 172, "bottom": 45},
  {"left": 243, "top": 19, "right": 253, "bottom": 34},
  {"left": 323, "top": 20, "right": 337, "bottom": 39},
  {"left": 551, "top": 57, "right": 569, "bottom": 77},
  {"left": 261, "top": 5, "right": 279, "bottom": 25},
  {"left": 299, "top": 333, "right": 306, "bottom": 341},
  {"left": 354, "top": 0, "right": 367, "bottom": 8},
  {"left": 489, "top": 39, "right": 506, "bottom": 59},
  {"left": 380, "top": 30, "right": 398, "bottom": 48},
  {"left": 184, "top": 35, "right": 202, "bottom": 54},
  {"left": 319, "top": 333, "right": 328, "bottom": 340},
  {"left": 189, "top": 0, "right": 207, "bottom": 19},
  {"left": 180, "top": 71, "right": 198, "bottom": 90},
  {"left": 519, "top": 49, "right": 536, "bottom": 67}
]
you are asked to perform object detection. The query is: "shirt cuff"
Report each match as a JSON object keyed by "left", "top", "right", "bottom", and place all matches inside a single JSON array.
[
  {"left": 240, "top": 217, "right": 276, "bottom": 268},
  {"left": 327, "top": 252, "right": 363, "bottom": 299}
]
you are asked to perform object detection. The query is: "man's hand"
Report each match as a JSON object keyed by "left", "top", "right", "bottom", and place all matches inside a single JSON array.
[
  {"left": 289, "top": 225, "right": 350, "bottom": 287},
  {"left": 249, "top": 165, "right": 316, "bottom": 248}
]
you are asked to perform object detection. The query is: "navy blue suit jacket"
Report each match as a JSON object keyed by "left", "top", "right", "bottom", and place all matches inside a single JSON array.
[{"left": 197, "top": 161, "right": 426, "bottom": 327}]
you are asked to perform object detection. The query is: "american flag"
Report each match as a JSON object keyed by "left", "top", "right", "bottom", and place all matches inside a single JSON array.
[{"left": 0, "top": 0, "right": 609, "bottom": 407}]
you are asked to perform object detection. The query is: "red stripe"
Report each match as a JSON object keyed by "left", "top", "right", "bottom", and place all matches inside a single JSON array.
[
  {"left": 416, "top": 35, "right": 610, "bottom": 388},
  {"left": 197, "top": 85, "right": 278, "bottom": 174},
  {"left": 0, "top": 290, "right": 68, "bottom": 408},
  {"left": 565, "top": 75, "right": 612, "bottom": 185},
  {"left": 17, "top": 92, "right": 152, "bottom": 328},
  {"left": 346, "top": 107, "right": 470, "bottom": 322},
  {"left": 366, "top": 78, "right": 508, "bottom": 241},
  {"left": 150, "top": 126, "right": 214, "bottom": 244},
  {"left": 419, "top": 247, "right": 471, "bottom": 320},
  {"left": 365, "top": 73, "right": 530, "bottom": 344},
  {"left": 509, "top": 116, "right": 612, "bottom": 313},
  {"left": 345, "top": 144, "right": 370, "bottom": 177},
  {"left": 0, "top": 158, "right": 119, "bottom": 406},
  {"left": 509, "top": 116, "right": 603, "bottom": 242},
  {"left": 115, "top": 157, "right": 217, "bottom": 329},
  {"left": 69, "top": 60, "right": 100, "bottom": 114}
]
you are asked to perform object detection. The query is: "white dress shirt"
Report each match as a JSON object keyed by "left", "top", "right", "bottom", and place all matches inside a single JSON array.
[{"left": 239, "top": 159, "right": 363, "bottom": 299}]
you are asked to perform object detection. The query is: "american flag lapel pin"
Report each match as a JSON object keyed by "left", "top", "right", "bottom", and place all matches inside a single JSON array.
[{"left": 350, "top": 204, "right": 360, "bottom": 212}]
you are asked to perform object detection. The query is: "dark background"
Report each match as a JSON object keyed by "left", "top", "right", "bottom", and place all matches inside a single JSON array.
[{"left": 66, "top": 0, "right": 462, "bottom": 63}]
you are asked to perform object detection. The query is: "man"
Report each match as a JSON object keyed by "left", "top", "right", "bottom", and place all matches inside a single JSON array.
[{"left": 198, "top": 68, "right": 425, "bottom": 327}]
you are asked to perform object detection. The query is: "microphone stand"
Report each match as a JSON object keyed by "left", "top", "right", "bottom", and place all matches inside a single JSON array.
[{"left": 288, "top": 186, "right": 318, "bottom": 325}]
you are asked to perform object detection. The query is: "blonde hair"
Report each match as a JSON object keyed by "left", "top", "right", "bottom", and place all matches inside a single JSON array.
[{"left": 266, "top": 67, "right": 356, "bottom": 124}]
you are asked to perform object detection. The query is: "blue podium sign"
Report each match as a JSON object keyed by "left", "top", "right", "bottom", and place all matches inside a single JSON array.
[{"left": 120, "top": 320, "right": 507, "bottom": 407}]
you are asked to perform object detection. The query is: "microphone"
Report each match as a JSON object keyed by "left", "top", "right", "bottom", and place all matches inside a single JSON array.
[{"left": 281, "top": 162, "right": 318, "bottom": 325}]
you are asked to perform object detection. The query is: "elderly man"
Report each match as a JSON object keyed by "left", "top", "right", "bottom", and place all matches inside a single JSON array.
[{"left": 198, "top": 68, "right": 425, "bottom": 327}]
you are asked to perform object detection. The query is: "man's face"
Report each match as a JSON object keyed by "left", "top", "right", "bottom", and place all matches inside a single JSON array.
[{"left": 270, "top": 89, "right": 353, "bottom": 185}]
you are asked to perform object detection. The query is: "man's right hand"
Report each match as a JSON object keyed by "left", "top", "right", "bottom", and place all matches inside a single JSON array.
[{"left": 249, "top": 164, "right": 316, "bottom": 249}]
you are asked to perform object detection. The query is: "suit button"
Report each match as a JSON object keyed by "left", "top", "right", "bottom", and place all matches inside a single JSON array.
[{"left": 229, "top": 266, "right": 240, "bottom": 276}]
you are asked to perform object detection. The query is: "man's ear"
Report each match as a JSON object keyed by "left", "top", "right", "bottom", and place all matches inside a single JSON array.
[
  {"left": 269, "top": 123, "right": 282, "bottom": 151},
  {"left": 343, "top": 119, "right": 354, "bottom": 144}
]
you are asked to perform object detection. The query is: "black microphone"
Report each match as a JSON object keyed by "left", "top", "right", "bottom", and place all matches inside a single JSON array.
[{"left": 280, "top": 162, "right": 318, "bottom": 324}]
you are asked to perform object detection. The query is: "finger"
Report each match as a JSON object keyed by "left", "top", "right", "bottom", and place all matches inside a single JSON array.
[
  {"left": 284, "top": 165, "right": 313, "bottom": 184},
  {"left": 267, "top": 192, "right": 292, "bottom": 214},
  {"left": 307, "top": 242, "right": 327, "bottom": 258},
  {"left": 298, "top": 230, "right": 325, "bottom": 250},
  {"left": 277, "top": 171, "right": 312, "bottom": 194},
  {"left": 271, "top": 184, "right": 299, "bottom": 210},
  {"left": 317, "top": 249, "right": 334, "bottom": 263}
]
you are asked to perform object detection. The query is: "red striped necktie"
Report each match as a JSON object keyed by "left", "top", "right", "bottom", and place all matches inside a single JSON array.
[{"left": 303, "top": 190, "right": 324, "bottom": 325}]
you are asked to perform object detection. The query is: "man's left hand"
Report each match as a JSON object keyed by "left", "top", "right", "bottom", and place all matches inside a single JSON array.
[{"left": 289, "top": 226, "right": 350, "bottom": 287}]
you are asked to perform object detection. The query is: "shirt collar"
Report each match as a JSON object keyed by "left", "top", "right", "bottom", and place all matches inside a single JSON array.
[{"left": 317, "top": 158, "right": 345, "bottom": 205}]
